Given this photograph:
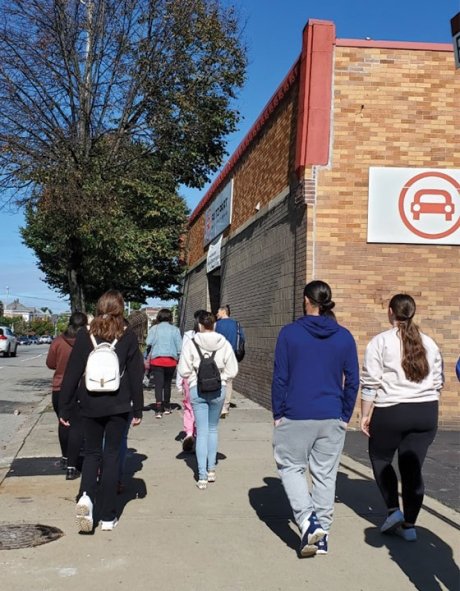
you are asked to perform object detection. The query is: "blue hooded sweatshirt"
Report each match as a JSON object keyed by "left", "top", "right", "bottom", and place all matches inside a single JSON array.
[{"left": 272, "top": 315, "right": 359, "bottom": 422}]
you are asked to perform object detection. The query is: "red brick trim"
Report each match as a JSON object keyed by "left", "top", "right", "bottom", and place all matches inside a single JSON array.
[
  {"left": 188, "top": 60, "right": 300, "bottom": 225},
  {"left": 295, "top": 20, "right": 335, "bottom": 176},
  {"left": 336, "top": 39, "right": 453, "bottom": 52}
]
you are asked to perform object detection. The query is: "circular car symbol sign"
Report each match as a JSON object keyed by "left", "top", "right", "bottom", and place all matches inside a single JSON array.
[{"left": 398, "top": 172, "right": 460, "bottom": 239}]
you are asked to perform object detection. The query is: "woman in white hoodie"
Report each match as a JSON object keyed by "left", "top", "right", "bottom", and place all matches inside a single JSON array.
[
  {"left": 361, "top": 294, "right": 443, "bottom": 542},
  {"left": 178, "top": 310, "right": 238, "bottom": 489}
]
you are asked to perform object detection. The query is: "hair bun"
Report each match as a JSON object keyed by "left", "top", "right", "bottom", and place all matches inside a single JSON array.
[{"left": 320, "top": 300, "right": 335, "bottom": 311}]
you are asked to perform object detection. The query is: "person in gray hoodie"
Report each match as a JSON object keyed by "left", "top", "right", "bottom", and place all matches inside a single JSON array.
[{"left": 178, "top": 310, "right": 238, "bottom": 489}]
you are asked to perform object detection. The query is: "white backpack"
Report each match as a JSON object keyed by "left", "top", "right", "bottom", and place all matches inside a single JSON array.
[{"left": 85, "top": 335, "right": 122, "bottom": 393}]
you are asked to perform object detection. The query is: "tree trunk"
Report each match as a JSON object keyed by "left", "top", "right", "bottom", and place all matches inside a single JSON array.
[{"left": 68, "top": 269, "right": 86, "bottom": 313}]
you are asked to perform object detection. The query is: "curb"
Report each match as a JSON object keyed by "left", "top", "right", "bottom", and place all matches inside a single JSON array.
[
  {"left": 0, "top": 393, "right": 51, "bottom": 486},
  {"left": 340, "top": 453, "right": 460, "bottom": 527}
]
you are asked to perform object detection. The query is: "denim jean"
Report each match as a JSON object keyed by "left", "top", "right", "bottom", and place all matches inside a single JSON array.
[{"left": 190, "top": 385, "right": 225, "bottom": 480}]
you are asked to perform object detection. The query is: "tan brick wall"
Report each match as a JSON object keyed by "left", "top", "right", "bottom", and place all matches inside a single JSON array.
[
  {"left": 314, "top": 46, "right": 459, "bottom": 428},
  {"left": 186, "top": 81, "right": 300, "bottom": 267}
]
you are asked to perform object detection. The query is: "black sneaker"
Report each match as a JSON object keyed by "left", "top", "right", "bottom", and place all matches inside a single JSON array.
[
  {"left": 66, "top": 467, "right": 81, "bottom": 480},
  {"left": 182, "top": 435, "right": 195, "bottom": 452},
  {"left": 299, "top": 512, "right": 326, "bottom": 557}
]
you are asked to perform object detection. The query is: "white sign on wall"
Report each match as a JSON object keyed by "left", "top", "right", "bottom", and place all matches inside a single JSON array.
[
  {"left": 206, "top": 234, "right": 223, "bottom": 273},
  {"left": 368, "top": 167, "right": 460, "bottom": 245},
  {"left": 204, "top": 179, "right": 233, "bottom": 245}
]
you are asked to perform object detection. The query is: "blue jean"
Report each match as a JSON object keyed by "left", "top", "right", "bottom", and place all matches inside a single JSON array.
[{"left": 190, "top": 385, "right": 225, "bottom": 480}]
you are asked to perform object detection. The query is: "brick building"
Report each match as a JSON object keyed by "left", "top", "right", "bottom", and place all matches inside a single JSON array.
[{"left": 179, "top": 20, "right": 459, "bottom": 428}]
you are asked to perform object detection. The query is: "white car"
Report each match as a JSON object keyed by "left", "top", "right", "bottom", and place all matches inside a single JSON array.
[
  {"left": 0, "top": 326, "right": 18, "bottom": 357},
  {"left": 38, "top": 335, "right": 53, "bottom": 344}
]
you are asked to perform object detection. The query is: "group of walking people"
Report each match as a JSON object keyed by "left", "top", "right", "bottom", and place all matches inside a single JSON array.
[
  {"left": 272, "top": 280, "right": 444, "bottom": 557},
  {"left": 47, "top": 281, "right": 447, "bottom": 557},
  {"left": 47, "top": 291, "right": 243, "bottom": 533}
]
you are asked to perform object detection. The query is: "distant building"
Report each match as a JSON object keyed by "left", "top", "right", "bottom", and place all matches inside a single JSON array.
[
  {"left": 141, "top": 306, "right": 162, "bottom": 326},
  {"left": 4, "top": 299, "right": 48, "bottom": 322}
]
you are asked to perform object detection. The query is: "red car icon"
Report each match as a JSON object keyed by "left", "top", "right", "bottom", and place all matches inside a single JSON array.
[{"left": 410, "top": 189, "right": 455, "bottom": 221}]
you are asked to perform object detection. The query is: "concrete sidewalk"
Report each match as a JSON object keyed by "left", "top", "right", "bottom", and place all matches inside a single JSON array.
[{"left": 0, "top": 391, "right": 459, "bottom": 591}]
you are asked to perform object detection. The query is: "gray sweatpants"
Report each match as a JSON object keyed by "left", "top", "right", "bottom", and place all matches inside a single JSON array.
[{"left": 273, "top": 418, "right": 346, "bottom": 532}]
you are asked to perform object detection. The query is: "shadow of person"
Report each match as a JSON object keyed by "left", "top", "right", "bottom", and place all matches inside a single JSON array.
[
  {"left": 336, "top": 470, "right": 460, "bottom": 591},
  {"left": 248, "top": 476, "right": 299, "bottom": 552},
  {"left": 116, "top": 449, "right": 148, "bottom": 518},
  {"left": 176, "top": 451, "right": 227, "bottom": 478}
]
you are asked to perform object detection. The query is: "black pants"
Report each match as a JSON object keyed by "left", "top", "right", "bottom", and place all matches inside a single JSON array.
[
  {"left": 79, "top": 413, "right": 129, "bottom": 522},
  {"left": 151, "top": 365, "right": 175, "bottom": 408},
  {"left": 369, "top": 401, "right": 438, "bottom": 525},
  {"left": 52, "top": 391, "right": 83, "bottom": 468}
]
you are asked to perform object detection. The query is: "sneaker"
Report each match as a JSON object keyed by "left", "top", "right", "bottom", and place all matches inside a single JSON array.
[
  {"left": 75, "top": 492, "right": 93, "bottom": 533},
  {"left": 380, "top": 509, "right": 404, "bottom": 534},
  {"left": 182, "top": 435, "right": 195, "bottom": 453},
  {"left": 155, "top": 410, "right": 163, "bottom": 419},
  {"left": 315, "top": 534, "right": 328, "bottom": 555},
  {"left": 196, "top": 479, "right": 207, "bottom": 490},
  {"left": 66, "top": 467, "right": 81, "bottom": 480},
  {"left": 395, "top": 526, "right": 417, "bottom": 542},
  {"left": 299, "top": 512, "right": 326, "bottom": 557},
  {"left": 100, "top": 518, "right": 118, "bottom": 531},
  {"left": 207, "top": 471, "right": 216, "bottom": 483},
  {"left": 163, "top": 407, "right": 172, "bottom": 415}
]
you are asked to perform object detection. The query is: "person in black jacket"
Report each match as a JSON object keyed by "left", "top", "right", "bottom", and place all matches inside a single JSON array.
[{"left": 59, "top": 290, "right": 144, "bottom": 533}]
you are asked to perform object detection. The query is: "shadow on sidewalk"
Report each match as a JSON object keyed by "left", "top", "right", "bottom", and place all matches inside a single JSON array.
[
  {"left": 117, "top": 448, "right": 147, "bottom": 518},
  {"left": 248, "top": 476, "right": 298, "bottom": 552},
  {"left": 176, "top": 448, "right": 227, "bottom": 479},
  {"left": 336, "top": 471, "right": 460, "bottom": 591}
]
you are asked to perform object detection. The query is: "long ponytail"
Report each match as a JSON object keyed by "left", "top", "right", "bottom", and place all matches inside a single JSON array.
[{"left": 390, "top": 294, "right": 429, "bottom": 383}]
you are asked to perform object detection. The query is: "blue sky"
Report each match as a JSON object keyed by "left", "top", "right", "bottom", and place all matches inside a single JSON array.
[{"left": 0, "top": 0, "right": 457, "bottom": 312}]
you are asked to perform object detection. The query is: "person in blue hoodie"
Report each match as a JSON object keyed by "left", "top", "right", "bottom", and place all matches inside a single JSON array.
[{"left": 272, "top": 280, "right": 359, "bottom": 558}]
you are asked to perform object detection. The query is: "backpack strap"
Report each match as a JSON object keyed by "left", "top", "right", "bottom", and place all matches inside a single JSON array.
[
  {"left": 192, "top": 338, "right": 215, "bottom": 360},
  {"left": 90, "top": 334, "right": 118, "bottom": 349}
]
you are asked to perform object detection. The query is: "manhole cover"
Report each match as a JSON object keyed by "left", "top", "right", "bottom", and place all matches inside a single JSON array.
[{"left": 0, "top": 524, "right": 63, "bottom": 550}]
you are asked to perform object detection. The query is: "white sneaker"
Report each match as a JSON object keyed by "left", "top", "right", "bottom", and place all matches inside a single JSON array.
[
  {"left": 196, "top": 479, "right": 207, "bottom": 490},
  {"left": 380, "top": 509, "right": 404, "bottom": 533},
  {"left": 100, "top": 518, "right": 118, "bottom": 531},
  {"left": 75, "top": 492, "right": 93, "bottom": 533},
  {"left": 207, "top": 471, "right": 216, "bottom": 483}
]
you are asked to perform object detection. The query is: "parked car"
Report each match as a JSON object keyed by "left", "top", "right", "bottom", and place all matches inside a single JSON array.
[
  {"left": 38, "top": 335, "right": 53, "bottom": 344},
  {"left": 18, "top": 335, "right": 31, "bottom": 345},
  {"left": 0, "top": 326, "right": 18, "bottom": 357},
  {"left": 28, "top": 336, "right": 39, "bottom": 345}
]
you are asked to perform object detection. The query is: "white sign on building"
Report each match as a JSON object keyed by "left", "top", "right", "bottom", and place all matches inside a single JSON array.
[
  {"left": 368, "top": 167, "right": 460, "bottom": 245},
  {"left": 204, "top": 179, "right": 233, "bottom": 245},
  {"left": 206, "top": 234, "right": 223, "bottom": 273}
]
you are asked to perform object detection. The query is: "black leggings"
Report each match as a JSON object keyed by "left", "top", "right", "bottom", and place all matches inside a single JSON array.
[
  {"left": 369, "top": 401, "right": 438, "bottom": 525},
  {"left": 151, "top": 365, "right": 175, "bottom": 407},
  {"left": 52, "top": 391, "right": 83, "bottom": 468},
  {"left": 79, "top": 413, "right": 129, "bottom": 522}
]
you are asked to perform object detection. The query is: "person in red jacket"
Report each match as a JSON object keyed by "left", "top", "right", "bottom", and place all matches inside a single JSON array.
[{"left": 46, "top": 312, "right": 87, "bottom": 480}]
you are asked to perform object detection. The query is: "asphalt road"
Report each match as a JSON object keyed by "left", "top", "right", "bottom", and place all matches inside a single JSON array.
[{"left": 0, "top": 343, "right": 52, "bottom": 468}]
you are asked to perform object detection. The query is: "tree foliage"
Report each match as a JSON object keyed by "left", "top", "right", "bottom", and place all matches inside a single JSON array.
[{"left": 0, "top": 0, "right": 246, "bottom": 310}]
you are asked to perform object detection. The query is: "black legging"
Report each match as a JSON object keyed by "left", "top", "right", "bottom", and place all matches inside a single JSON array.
[
  {"left": 369, "top": 401, "right": 438, "bottom": 525},
  {"left": 52, "top": 391, "right": 83, "bottom": 469},
  {"left": 151, "top": 365, "right": 176, "bottom": 408},
  {"left": 79, "top": 413, "right": 129, "bottom": 522}
]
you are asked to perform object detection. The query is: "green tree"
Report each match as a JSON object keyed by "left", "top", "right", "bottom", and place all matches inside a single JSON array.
[{"left": 0, "top": 0, "right": 246, "bottom": 311}]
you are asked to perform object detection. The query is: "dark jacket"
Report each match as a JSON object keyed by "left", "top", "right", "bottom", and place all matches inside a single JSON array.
[
  {"left": 59, "top": 327, "right": 144, "bottom": 420},
  {"left": 215, "top": 317, "right": 245, "bottom": 352},
  {"left": 46, "top": 334, "right": 76, "bottom": 391},
  {"left": 272, "top": 315, "right": 359, "bottom": 422}
]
